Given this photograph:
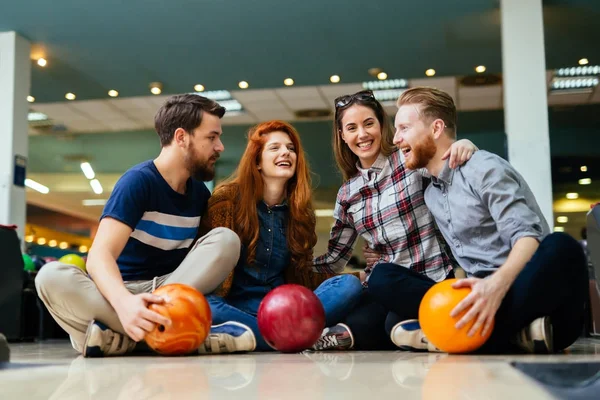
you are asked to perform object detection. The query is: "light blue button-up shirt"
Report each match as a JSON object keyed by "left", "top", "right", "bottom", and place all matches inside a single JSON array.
[{"left": 424, "top": 150, "right": 550, "bottom": 276}]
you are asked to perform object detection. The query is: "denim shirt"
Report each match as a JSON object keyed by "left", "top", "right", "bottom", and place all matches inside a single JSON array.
[{"left": 227, "top": 201, "right": 290, "bottom": 315}]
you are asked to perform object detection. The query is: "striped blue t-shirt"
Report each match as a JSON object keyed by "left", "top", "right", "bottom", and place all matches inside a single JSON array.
[{"left": 101, "top": 160, "right": 211, "bottom": 281}]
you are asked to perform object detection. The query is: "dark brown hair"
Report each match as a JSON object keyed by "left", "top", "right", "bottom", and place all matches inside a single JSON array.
[{"left": 154, "top": 94, "right": 226, "bottom": 146}]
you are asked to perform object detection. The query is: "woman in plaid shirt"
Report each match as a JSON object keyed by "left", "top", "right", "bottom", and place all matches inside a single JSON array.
[{"left": 311, "top": 90, "right": 477, "bottom": 350}]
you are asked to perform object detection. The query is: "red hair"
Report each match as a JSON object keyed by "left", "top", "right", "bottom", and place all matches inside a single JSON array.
[{"left": 216, "top": 120, "right": 316, "bottom": 267}]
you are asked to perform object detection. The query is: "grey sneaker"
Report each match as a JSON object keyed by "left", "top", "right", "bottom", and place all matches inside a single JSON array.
[
  {"left": 311, "top": 323, "right": 354, "bottom": 351},
  {"left": 514, "top": 317, "right": 554, "bottom": 354},
  {"left": 390, "top": 319, "right": 441, "bottom": 352},
  {"left": 83, "top": 320, "right": 136, "bottom": 358},
  {"left": 197, "top": 321, "right": 256, "bottom": 354}
]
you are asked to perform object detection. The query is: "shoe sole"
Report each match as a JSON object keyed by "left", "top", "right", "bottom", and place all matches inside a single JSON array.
[
  {"left": 391, "top": 320, "right": 430, "bottom": 352},
  {"left": 82, "top": 320, "right": 100, "bottom": 358},
  {"left": 533, "top": 317, "right": 554, "bottom": 354}
]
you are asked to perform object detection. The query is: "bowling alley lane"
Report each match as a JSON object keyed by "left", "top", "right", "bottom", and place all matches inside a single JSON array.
[{"left": 1, "top": 339, "right": 600, "bottom": 399}]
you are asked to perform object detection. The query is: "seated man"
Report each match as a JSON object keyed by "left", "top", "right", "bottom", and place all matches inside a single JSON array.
[
  {"left": 367, "top": 86, "right": 588, "bottom": 354},
  {"left": 35, "top": 94, "right": 241, "bottom": 357}
]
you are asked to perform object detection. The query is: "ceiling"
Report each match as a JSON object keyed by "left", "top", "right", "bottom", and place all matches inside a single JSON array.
[
  {"left": 1, "top": 0, "right": 599, "bottom": 103},
  {"left": 3, "top": 0, "right": 600, "bottom": 238}
]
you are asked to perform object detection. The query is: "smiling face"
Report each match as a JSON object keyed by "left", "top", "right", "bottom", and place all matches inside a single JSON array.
[
  {"left": 339, "top": 105, "right": 383, "bottom": 169},
  {"left": 258, "top": 130, "right": 297, "bottom": 183},
  {"left": 393, "top": 104, "right": 437, "bottom": 170}
]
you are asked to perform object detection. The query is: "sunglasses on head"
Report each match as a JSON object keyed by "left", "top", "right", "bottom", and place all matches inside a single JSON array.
[{"left": 334, "top": 90, "right": 376, "bottom": 109}]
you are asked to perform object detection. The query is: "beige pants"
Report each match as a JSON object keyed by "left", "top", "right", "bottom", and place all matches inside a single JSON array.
[{"left": 35, "top": 227, "right": 240, "bottom": 353}]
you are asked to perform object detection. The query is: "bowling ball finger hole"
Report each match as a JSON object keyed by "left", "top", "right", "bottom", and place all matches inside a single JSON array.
[{"left": 158, "top": 325, "right": 165, "bottom": 332}]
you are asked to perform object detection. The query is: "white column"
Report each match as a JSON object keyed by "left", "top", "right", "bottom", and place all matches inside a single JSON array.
[
  {"left": 501, "top": 0, "right": 554, "bottom": 228},
  {"left": 0, "top": 32, "right": 31, "bottom": 244}
]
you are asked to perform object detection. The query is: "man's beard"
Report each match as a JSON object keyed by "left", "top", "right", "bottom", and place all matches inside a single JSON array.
[
  {"left": 405, "top": 134, "right": 437, "bottom": 170},
  {"left": 185, "top": 147, "right": 218, "bottom": 181}
]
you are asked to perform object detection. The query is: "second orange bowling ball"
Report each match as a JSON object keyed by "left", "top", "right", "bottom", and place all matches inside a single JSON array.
[
  {"left": 145, "top": 283, "right": 212, "bottom": 356},
  {"left": 418, "top": 279, "right": 493, "bottom": 353}
]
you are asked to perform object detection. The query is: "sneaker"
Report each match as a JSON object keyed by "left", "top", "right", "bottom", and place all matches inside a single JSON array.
[
  {"left": 513, "top": 316, "right": 553, "bottom": 354},
  {"left": 197, "top": 321, "right": 256, "bottom": 354},
  {"left": 83, "top": 320, "right": 136, "bottom": 358},
  {"left": 311, "top": 323, "right": 354, "bottom": 351},
  {"left": 390, "top": 319, "right": 441, "bottom": 352}
]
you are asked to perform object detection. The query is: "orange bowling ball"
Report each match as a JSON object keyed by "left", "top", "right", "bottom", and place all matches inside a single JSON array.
[
  {"left": 145, "top": 283, "right": 212, "bottom": 356},
  {"left": 418, "top": 279, "right": 493, "bottom": 353}
]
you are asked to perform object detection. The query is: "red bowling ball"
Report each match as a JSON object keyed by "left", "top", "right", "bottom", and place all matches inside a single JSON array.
[{"left": 257, "top": 284, "right": 325, "bottom": 352}]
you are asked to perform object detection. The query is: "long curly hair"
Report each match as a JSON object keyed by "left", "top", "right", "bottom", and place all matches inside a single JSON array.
[{"left": 216, "top": 120, "right": 316, "bottom": 267}]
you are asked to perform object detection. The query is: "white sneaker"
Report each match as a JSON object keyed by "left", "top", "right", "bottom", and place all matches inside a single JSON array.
[
  {"left": 197, "top": 321, "right": 256, "bottom": 354},
  {"left": 514, "top": 317, "right": 554, "bottom": 354},
  {"left": 390, "top": 319, "right": 441, "bottom": 352},
  {"left": 83, "top": 320, "right": 136, "bottom": 358}
]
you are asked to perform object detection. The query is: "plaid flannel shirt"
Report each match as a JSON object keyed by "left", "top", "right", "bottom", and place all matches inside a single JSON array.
[{"left": 313, "top": 148, "right": 454, "bottom": 284}]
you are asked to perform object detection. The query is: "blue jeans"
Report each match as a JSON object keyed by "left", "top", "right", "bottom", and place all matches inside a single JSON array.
[{"left": 206, "top": 274, "right": 363, "bottom": 351}]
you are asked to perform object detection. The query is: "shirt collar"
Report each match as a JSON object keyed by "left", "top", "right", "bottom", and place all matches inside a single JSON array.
[
  {"left": 431, "top": 159, "right": 454, "bottom": 186},
  {"left": 259, "top": 199, "right": 288, "bottom": 211},
  {"left": 356, "top": 152, "right": 387, "bottom": 180}
]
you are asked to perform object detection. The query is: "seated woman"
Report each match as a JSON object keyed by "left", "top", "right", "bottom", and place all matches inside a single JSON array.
[{"left": 197, "top": 120, "right": 363, "bottom": 353}]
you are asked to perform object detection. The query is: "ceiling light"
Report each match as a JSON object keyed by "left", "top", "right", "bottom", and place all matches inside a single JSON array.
[
  {"left": 554, "top": 227, "right": 565, "bottom": 232},
  {"left": 108, "top": 89, "right": 119, "bottom": 97},
  {"left": 28, "top": 112, "right": 48, "bottom": 121},
  {"left": 82, "top": 199, "right": 107, "bottom": 206},
  {"left": 37, "top": 237, "right": 47, "bottom": 245},
  {"left": 579, "top": 178, "right": 592, "bottom": 185},
  {"left": 59, "top": 242, "right": 69, "bottom": 250},
  {"left": 194, "top": 84, "right": 205, "bottom": 92},
  {"left": 284, "top": 78, "right": 294, "bottom": 86},
  {"left": 90, "top": 179, "right": 103, "bottom": 194},
  {"left": 556, "top": 66, "right": 600, "bottom": 77},
  {"left": 27, "top": 96, "right": 35, "bottom": 103},
  {"left": 579, "top": 58, "right": 589, "bottom": 66},
  {"left": 581, "top": 166, "right": 588, "bottom": 172},
  {"left": 557, "top": 216, "right": 569, "bottom": 223},
  {"left": 330, "top": 75, "right": 341, "bottom": 83},
  {"left": 37, "top": 58, "right": 47, "bottom": 67},
  {"left": 25, "top": 235, "right": 34, "bottom": 243},
  {"left": 377, "top": 72, "right": 388, "bottom": 80},
  {"left": 24, "top": 178, "right": 49, "bottom": 194},
  {"left": 238, "top": 81, "right": 249, "bottom": 89},
  {"left": 65, "top": 92, "right": 76, "bottom": 100},
  {"left": 363, "top": 79, "right": 408, "bottom": 91},
  {"left": 48, "top": 240, "right": 57, "bottom": 248},
  {"left": 566, "top": 192, "right": 579, "bottom": 199},
  {"left": 475, "top": 65, "right": 486, "bottom": 73},
  {"left": 149, "top": 82, "right": 162, "bottom": 95},
  {"left": 79, "top": 246, "right": 89, "bottom": 253},
  {"left": 80, "top": 162, "right": 95, "bottom": 179},
  {"left": 425, "top": 69, "right": 436, "bottom": 77}
]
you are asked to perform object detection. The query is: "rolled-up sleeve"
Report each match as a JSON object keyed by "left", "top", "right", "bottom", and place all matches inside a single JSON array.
[{"left": 476, "top": 157, "right": 547, "bottom": 246}]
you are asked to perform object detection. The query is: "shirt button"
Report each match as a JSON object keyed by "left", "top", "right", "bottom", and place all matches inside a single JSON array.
[
  {"left": 268, "top": 229, "right": 271, "bottom": 232},
  {"left": 266, "top": 248, "right": 270, "bottom": 252}
]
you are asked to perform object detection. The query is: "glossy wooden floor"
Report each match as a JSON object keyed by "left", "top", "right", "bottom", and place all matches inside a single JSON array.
[{"left": 2, "top": 339, "right": 600, "bottom": 399}]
